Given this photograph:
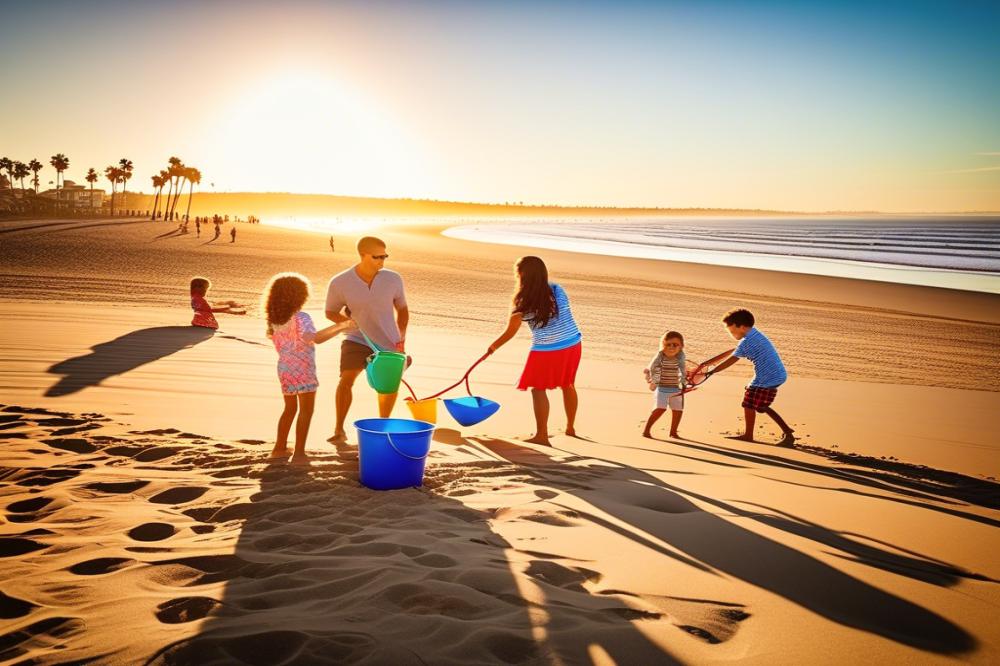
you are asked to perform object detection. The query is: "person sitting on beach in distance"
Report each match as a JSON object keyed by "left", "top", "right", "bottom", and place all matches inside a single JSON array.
[
  {"left": 264, "top": 273, "right": 355, "bottom": 466},
  {"left": 705, "top": 308, "right": 795, "bottom": 446},
  {"left": 642, "top": 330, "right": 690, "bottom": 439},
  {"left": 189, "top": 276, "right": 244, "bottom": 330},
  {"left": 487, "top": 256, "right": 581, "bottom": 446},
  {"left": 325, "top": 236, "right": 409, "bottom": 445}
]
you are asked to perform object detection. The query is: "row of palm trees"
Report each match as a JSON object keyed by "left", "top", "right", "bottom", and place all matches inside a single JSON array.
[
  {"left": 150, "top": 156, "right": 202, "bottom": 221},
  {"left": 1, "top": 153, "right": 203, "bottom": 219}
]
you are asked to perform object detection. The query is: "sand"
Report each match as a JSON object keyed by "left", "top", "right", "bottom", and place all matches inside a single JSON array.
[{"left": 1, "top": 216, "right": 998, "bottom": 664}]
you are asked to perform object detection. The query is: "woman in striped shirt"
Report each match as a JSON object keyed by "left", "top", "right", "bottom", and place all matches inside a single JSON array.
[{"left": 487, "top": 256, "right": 582, "bottom": 446}]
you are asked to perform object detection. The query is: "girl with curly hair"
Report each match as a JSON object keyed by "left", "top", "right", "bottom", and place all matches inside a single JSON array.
[
  {"left": 263, "top": 273, "right": 354, "bottom": 465},
  {"left": 487, "top": 256, "right": 582, "bottom": 445}
]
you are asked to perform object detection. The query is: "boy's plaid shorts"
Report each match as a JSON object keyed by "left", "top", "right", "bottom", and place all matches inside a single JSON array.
[{"left": 742, "top": 386, "right": 778, "bottom": 412}]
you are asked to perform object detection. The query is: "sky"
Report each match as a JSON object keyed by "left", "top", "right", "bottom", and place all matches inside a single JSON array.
[{"left": 1, "top": 0, "right": 998, "bottom": 212}]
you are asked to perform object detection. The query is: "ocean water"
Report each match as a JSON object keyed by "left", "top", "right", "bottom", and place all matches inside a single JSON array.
[{"left": 442, "top": 216, "right": 1000, "bottom": 294}]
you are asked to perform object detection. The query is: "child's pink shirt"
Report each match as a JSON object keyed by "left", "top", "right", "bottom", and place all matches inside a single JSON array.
[{"left": 191, "top": 293, "right": 218, "bottom": 329}]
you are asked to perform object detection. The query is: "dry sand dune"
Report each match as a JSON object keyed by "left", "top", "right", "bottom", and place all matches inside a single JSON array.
[{"left": 1, "top": 217, "right": 999, "bottom": 664}]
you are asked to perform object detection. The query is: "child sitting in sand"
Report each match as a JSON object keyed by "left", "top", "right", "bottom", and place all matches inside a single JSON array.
[
  {"left": 190, "top": 277, "right": 244, "bottom": 330},
  {"left": 264, "top": 273, "right": 354, "bottom": 465},
  {"left": 705, "top": 308, "right": 795, "bottom": 447},
  {"left": 642, "top": 331, "right": 690, "bottom": 439}
]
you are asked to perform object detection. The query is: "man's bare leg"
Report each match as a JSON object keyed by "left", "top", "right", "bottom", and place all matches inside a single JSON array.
[
  {"left": 330, "top": 368, "right": 362, "bottom": 443},
  {"left": 378, "top": 391, "right": 398, "bottom": 418}
]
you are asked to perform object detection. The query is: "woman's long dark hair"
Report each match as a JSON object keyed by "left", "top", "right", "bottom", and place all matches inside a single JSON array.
[{"left": 513, "top": 256, "right": 557, "bottom": 329}]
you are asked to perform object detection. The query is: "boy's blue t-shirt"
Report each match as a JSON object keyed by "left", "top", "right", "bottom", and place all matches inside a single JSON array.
[{"left": 733, "top": 327, "right": 787, "bottom": 388}]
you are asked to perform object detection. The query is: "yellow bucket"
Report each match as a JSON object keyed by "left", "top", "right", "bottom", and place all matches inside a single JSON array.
[{"left": 406, "top": 398, "right": 437, "bottom": 424}]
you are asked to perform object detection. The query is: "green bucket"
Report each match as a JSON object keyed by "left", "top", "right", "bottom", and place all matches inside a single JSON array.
[{"left": 366, "top": 351, "right": 407, "bottom": 394}]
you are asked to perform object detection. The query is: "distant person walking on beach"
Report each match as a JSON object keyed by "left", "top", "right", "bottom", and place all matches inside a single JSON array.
[
  {"left": 487, "top": 256, "right": 581, "bottom": 446},
  {"left": 196, "top": 220, "right": 201, "bottom": 237},
  {"left": 325, "top": 236, "right": 409, "bottom": 444},
  {"left": 264, "top": 273, "right": 354, "bottom": 466},
  {"left": 642, "top": 331, "right": 691, "bottom": 439},
  {"left": 189, "top": 276, "right": 244, "bottom": 330},
  {"left": 230, "top": 227, "right": 236, "bottom": 243},
  {"left": 329, "top": 236, "right": 335, "bottom": 253},
  {"left": 213, "top": 224, "right": 220, "bottom": 241},
  {"left": 705, "top": 308, "right": 795, "bottom": 446}
]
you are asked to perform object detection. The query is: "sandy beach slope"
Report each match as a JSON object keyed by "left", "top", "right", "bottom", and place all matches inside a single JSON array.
[{"left": 1, "top": 217, "right": 998, "bottom": 664}]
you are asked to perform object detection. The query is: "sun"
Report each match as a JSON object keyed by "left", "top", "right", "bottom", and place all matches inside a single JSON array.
[{"left": 203, "top": 71, "right": 435, "bottom": 198}]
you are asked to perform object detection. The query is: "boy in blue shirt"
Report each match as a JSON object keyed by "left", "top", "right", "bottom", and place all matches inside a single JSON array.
[{"left": 707, "top": 308, "right": 795, "bottom": 447}]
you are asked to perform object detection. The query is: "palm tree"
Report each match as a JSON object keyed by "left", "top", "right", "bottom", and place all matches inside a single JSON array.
[
  {"left": 28, "top": 159, "right": 43, "bottom": 193},
  {"left": 85, "top": 168, "right": 98, "bottom": 210},
  {"left": 49, "top": 153, "right": 69, "bottom": 191},
  {"left": 104, "top": 165, "right": 121, "bottom": 215},
  {"left": 166, "top": 156, "right": 185, "bottom": 220},
  {"left": 183, "top": 167, "right": 202, "bottom": 221},
  {"left": 157, "top": 169, "right": 170, "bottom": 219},
  {"left": 13, "top": 161, "right": 30, "bottom": 193},
  {"left": 118, "top": 158, "right": 134, "bottom": 213},
  {"left": 0, "top": 157, "right": 13, "bottom": 191},
  {"left": 149, "top": 175, "right": 161, "bottom": 220}
]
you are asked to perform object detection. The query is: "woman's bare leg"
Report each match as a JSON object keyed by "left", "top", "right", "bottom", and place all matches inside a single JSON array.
[
  {"left": 562, "top": 384, "right": 578, "bottom": 436},
  {"left": 525, "top": 388, "right": 550, "bottom": 445}
]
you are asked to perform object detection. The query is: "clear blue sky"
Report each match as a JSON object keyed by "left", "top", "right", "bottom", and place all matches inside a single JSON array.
[{"left": 2, "top": 0, "right": 998, "bottom": 211}]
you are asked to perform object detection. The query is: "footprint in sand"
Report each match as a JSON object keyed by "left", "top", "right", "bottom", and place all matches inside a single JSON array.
[
  {"left": 149, "top": 487, "right": 209, "bottom": 505},
  {"left": 68, "top": 557, "right": 137, "bottom": 576},
  {"left": 128, "top": 523, "right": 176, "bottom": 542},
  {"left": 0, "top": 591, "right": 37, "bottom": 619},
  {"left": 44, "top": 438, "right": 97, "bottom": 454},
  {"left": 0, "top": 537, "right": 50, "bottom": 557},
  {"left": 0, "top": 617, "right": 86, "bottom": 655},
  {"left": 6, "top": 497, "right": 54, "bottom": 513},
  {"left": 85, "top": 480, "right": 149, "bottom": 494},
  {"left": 155, "top": 596, "right": 222, "bottom": 624},
  {"left": 134, "top": 447, "right": 182, "bottom": 462}
]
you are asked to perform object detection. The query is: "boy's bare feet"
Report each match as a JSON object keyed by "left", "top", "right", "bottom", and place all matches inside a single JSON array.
[
  {"left": 523, "top": 435, "right": 551, "bottom": 446},
  {"left": 669, "top": 431, "right": 680, "bottom": 439},
  {"left": 289, "top": 454, "right": 311, "bottom": 466},
  {"left": 327, "top": 432, "right": 348, "bottom": 445},
  {"left": 725, "top": 434, "right": 756, "bottom": 442},
  {"left": 565, "top": 428, "right": 577, "bottom": 437},
  {"left": 642, "top": 430, "right": 653, "bottom": 439},
  {"left": 268, "top": 447, "right": 290, "bottom": 459},
  {"left": 776, "top": 432, "right": 796, "bottom": 448}
]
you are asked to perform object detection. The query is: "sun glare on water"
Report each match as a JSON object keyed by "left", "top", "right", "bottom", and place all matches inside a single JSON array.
[{"left": 204, "top": 72, "right": 434, "bottom": 198}]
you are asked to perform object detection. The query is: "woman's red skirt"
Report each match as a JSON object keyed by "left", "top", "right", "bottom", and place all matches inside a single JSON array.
[{"left": 517, "top": 342, "right": 582, "bottom": 390}]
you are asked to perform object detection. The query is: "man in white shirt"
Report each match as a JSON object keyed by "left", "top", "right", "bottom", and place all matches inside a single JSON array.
[{"left": 325, "top": 236, "right": 409, "bottom": 444}]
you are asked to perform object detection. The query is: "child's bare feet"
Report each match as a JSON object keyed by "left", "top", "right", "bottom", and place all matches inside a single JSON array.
[
  {"left": 642, "top": 430, "right": 653, "bottom": 439},
  {"left": 289, "top": 454, "right": 311, "bottom": 466},
  {"left": 669, "top": 431, "right": 680, "bottom": 439},
  {"left": 725, "top": 434, "right": 755, "bottom": 442},
  {"left": 776, "top": 432, "right": 796, "bottom": 448},
  {"left": 327, "top": 432, "right": 348, "bottom": 445},
  {"left": 523, "top": 434, "right": 551, "bottom": 446},
  {"left": 268, "top": 446, "right": 290, "bottom": 459},
  {"left": 565, "top": 427, "right": 577, "bottom": 438}
]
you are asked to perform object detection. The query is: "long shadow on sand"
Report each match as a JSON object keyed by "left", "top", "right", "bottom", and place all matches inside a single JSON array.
[
  {"left": 153, "top": 451, "right": 680, "bottom": 664},
  {"left": 470, "top": 436, "right": 979, "bottom": 657},
  {"left": 645, "top": 437, "right": 1000, "bottom": 523},
  {"left": 45, "top": 326, "right": 213, "bottom": 397}
]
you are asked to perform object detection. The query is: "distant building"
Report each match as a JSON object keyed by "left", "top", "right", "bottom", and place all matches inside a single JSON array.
[{"left": 39, "top": 180, "right": 105, "bottom": 208}]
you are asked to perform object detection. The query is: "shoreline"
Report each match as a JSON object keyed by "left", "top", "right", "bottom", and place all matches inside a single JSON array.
[{"left": 442, "top": 223, "right": 1000, "bottom": 295}]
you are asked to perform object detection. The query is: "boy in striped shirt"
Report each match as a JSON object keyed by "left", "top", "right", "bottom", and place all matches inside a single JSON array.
[{"left": 707, "top": 308, "right": 795, "bottom": 447}]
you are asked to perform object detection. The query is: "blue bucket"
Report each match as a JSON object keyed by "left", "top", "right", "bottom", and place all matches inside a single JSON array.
[
  {"left": 442, "top": 396, "right": 501, "bottom": 427},
  {"left": 354, "top": 418, "right": 435, "bottom": 490}
]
